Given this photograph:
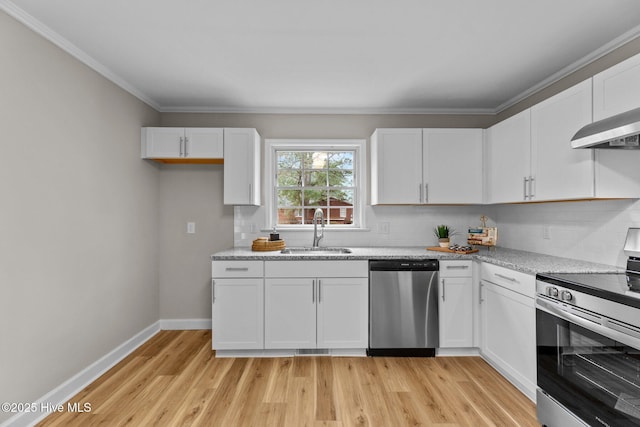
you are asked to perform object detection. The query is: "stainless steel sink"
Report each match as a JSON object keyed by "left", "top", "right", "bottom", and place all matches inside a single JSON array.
[{"left": 280, "top": 247, "right": 352, "bottom": 254}]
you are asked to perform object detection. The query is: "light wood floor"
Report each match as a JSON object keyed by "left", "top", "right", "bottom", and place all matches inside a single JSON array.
[{"left": 38, "top": 330, "right": 538, "bottom": 426}]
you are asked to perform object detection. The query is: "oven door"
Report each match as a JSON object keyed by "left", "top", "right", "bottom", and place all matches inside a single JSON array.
[{"left": 537, "top": 298, "right": 640, "bottom": 426}]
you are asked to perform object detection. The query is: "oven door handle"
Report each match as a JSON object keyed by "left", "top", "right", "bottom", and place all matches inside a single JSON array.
[{"left": 536, "top": 298, "right": 640, "bottom": 350}]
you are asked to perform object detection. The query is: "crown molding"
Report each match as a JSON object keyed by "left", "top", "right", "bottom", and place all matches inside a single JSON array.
[
  {"left": 495, "top": 23, "right": 640, "bottom": 113},
  {"left": 0, "top": 0, "right": 162, "bottom": 111},
  {"left": 158, "top": 105, "right": 496, "bottom": 115}
]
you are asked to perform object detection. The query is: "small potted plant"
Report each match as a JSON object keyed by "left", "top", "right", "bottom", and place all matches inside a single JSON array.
[{"left": 434, "top": 224, "right": 455, "bottom": 248}]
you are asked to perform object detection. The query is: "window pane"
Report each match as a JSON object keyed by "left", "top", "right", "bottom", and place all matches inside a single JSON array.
[
  {"left": 328, "top": 152, "right": 353, "bottom": 169},
  {"left": 308, "top": 152, "right": 328, "bottom": 169},
  {"left": 278, "top": 208, "right": 302, "bottom": 224},
  {"left": 304, "top": 170, "right": 327, "bottom": 187},
  {"left": 328, "top": 169, "right": 353, "bottom": 186},
  {"left": 277, "top": 189, "right": 302, "bottom": 207},
  {"left": 303, "top": 189, "right": 327, "bottom": 206},
  {"left": 277, "top": 170, "right": 302, "bottom": 187},
  {"left": 329, "top": 189, "right": 354, "bottom": 204},
  {"left": 277, "top": 152, "right": 302, "bottom": 169}
]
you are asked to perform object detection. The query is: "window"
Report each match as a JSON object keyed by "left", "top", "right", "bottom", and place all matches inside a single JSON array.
[{"left": 265, "top": 139, "right": 366, "bottom": 229}]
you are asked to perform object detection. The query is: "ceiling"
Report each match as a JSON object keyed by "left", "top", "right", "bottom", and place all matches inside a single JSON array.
[{"left": 4, "top": 0, "right": 640, "bottom": 114}]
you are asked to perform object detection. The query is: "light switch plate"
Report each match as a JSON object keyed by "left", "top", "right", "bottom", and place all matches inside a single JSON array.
[{"left": 187, "top": 222, "right": 196, "bottom": 234}]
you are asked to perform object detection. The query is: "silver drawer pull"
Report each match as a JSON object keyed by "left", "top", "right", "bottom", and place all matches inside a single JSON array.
[
  {"left": 446, "top": 265, "right": 469, "bottom": 269},
  {"left": 225, "top": 267, "right": 249, "bottom": 271},
  {"left": 495, "top": 273, "right": 518, "bottom": 282}
]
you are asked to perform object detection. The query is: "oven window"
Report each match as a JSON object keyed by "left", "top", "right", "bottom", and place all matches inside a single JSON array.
[{"left": 537, "top": 309, "right": 640, "bottom": 426}]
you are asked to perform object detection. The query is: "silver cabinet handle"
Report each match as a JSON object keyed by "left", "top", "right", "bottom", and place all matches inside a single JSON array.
[
  {"left": 179, "top": 136, "right": 184, "bottom": 157},
  {"left": 418, "top": 183, "right": 422, "bottom": 203},
  {"left": 425, "top": 183, "right": 429, "bottom": 203},
  {"left": 479, "top": 282, "right": 484, "bottom": 304},
  {"left": 225, "top": 267, "right": 249, "bottom": 271},
  {"left": 446, "top": 265, "right": 469, "bottom": 269},
  {"left": 184, "top": 136, "right": 189, "bottom": 157},
  {"left": 529, "top": 176, "right": 535, "bottom": 199},
  {"left": 495, "top": 273, "right": 518, "bottom": 282},
  {"left": 211, "top": 278, "right": 215, "bottom": 304},
  {"left": 312, "top": 279, "right": 316, "bottom": 303},
  {"left": 441, "top": 278, "right": 445, "bottom": 301},
  {"left": 523, "top": 177, "right": 529, "bottom": 200},
  {"left": 318, "top": 279, "right": 322, "bottom": 303}
]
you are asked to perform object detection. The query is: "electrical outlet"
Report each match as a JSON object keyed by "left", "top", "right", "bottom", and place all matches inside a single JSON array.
[
  {"left": 543, "top": 225, "right": 551, "bottom": 240},
  {"left": 378, "top": 222, "right": 390, "bottom": 234},
  {"left": 187, "top": 222, "right": 196, "bottom": 234}
]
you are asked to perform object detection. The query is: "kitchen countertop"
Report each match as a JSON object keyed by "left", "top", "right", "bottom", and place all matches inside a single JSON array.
[{"left": 211, "top": 246, "right": 622, "bottom": 275}]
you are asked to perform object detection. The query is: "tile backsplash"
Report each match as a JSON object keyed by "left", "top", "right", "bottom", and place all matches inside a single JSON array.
[
  {"left": 235, "top": 205, "right": 496, "bottom": 249},
  {"left": 494, "top": 199, "right": 640, "bottom": 268},
  {"left": 235, "top": 198, "right": 640, "bottom": 268}
]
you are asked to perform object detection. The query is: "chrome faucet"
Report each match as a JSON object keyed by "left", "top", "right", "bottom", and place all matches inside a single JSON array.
[{"left": 312, "top": 208, "right": 325, "bottom": 247}]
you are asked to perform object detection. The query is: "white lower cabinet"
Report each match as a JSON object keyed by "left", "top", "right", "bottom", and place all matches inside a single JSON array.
[
  {"left": 211, "top": 261, "right": 264, "bottom": 351},
  {"left": 264, "top": 261, "right": 368, "bottom": 350},
  {"left": 480, "top": 263, "right": 536, "bottom": 401},
  {"left": 438, "top": 260, "right": 473, "bottom": 348}
]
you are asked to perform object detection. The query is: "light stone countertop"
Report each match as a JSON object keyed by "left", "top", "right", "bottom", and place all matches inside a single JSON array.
[{"left": 211, "top": 246, "right": 622, "bottom": 275}]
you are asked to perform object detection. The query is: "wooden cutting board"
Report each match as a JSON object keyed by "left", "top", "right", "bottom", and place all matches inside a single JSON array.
[{"left": 426, "top": 246, "right": 479, "bottom": 254}]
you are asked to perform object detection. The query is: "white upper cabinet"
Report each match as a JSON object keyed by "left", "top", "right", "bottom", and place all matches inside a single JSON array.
[
  {"left": 592, "top": 53, "right": 640, "bottom": 198},
  {"left": 593, "top": 53, "right": 640, "bottom": 121},
  {"left": 423, "top": 129, "right": 483, "bottom": 204},
  {"left": 371, "top": 129, "right": 423, "bottom": 204},
  {"left": 371, "top": 128, "right": 483, "bottom": 205},
  {"left": 223, "top": 128, "right": 261, "bottom": 206},
  {"left": 487, "top": 79, "right": 594, "bottom": 203},
  {"left": 141, "top": 127, "right": 223, "bottom": 161},
  {"left": 485, "top": 110, "right": 532, "bottom": 204},
  {"left": 530, "top": 79, "right": 594, "bottom": 201}
]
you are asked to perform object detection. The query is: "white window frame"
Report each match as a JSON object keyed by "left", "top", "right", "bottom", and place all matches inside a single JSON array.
[{"left": 264, "top": 139, "right": 367, "bottom": 230}]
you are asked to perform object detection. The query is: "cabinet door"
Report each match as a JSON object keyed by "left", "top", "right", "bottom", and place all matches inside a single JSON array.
[
  {"left": 316, "top": 277, "right": 368, "bottom": 349},
  {"left": 224, "top": 128, "right": 261, "bottom": 205},
  {"left": 371, "top": 129, "right": 423, "bottom": 204},
  {"left": 423, "top": 129, "right": 483, "bottom": 204},
  {"left": 531, "top": 79, "right": 594, "bottom": 201},
  {"left": 485, "top": 110, "right": 531, "bottom": 203},
  {"left": 142, "top": 127, "right": 183, "bottom": 158},
  {"left": 593, "top": 53, "right": 640, "bottom": 121},
  {"left": 185, "top": 128, "right": 223, "bottom": 158},
  {"left": 480, "top": 281, "right": 536, "bottom": 400},
  {"left": 439, "top": 277, "right": 473, "bottom": 348},
  {"left": 265, "top": 278, "right": 316, "bottom": 349},
  {"left": 212, "top": 278, "right": 264, "bottom": 350}
]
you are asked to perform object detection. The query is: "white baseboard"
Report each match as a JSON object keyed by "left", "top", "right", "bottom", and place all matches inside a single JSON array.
[
  {"left": 436, "top": 347, "right": 481, "bottom": 357},
  {"left": 1, "top": 322, "right": 161, "bottom": 427},
  {"left": 159, "top": 318, "right": 211, "bottom": 330}
]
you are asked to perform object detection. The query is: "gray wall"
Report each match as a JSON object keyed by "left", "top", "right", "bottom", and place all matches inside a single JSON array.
[{"left": 0, "top": 11, "right": 160, "bottom": 419}]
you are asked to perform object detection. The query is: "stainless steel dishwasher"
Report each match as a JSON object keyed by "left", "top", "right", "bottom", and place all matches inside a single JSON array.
[{"left": 368, "top": 259, "right": 439, "bottom": 356}]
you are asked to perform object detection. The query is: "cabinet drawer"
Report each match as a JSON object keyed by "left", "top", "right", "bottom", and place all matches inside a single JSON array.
[
  {"left": 212, "top": 260, "right": 264, "bottom": 278},
  {"left": 480, "top": 262, "right": 535, "bottom": 299},
  {"left": 439, "top": 260, "right": 473, "bottom": 278},
  {"left": 265, "top": 260, "right": 368, "bottom": 278}
]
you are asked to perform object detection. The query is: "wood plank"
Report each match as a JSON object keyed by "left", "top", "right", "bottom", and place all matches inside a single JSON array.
[{"left": 36, "top": 331, "right": 538, "bottom": 427}]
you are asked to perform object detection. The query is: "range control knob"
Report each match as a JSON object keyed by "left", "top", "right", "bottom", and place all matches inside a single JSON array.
[
  {"left": 561, "top": 290, "right": 573, "bottom": 302},
  {"left": 546, "top": 287, "right": 559, "bottom": 297}
]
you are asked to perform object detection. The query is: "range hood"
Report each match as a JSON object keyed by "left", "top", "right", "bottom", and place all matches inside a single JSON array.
[{"left": 571, "top": 106, "right": 640, "bottom": 149}]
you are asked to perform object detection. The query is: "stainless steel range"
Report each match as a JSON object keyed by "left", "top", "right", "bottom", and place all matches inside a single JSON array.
[{"left": 536, "top": 228, "right": 640, "bottom": 427}]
